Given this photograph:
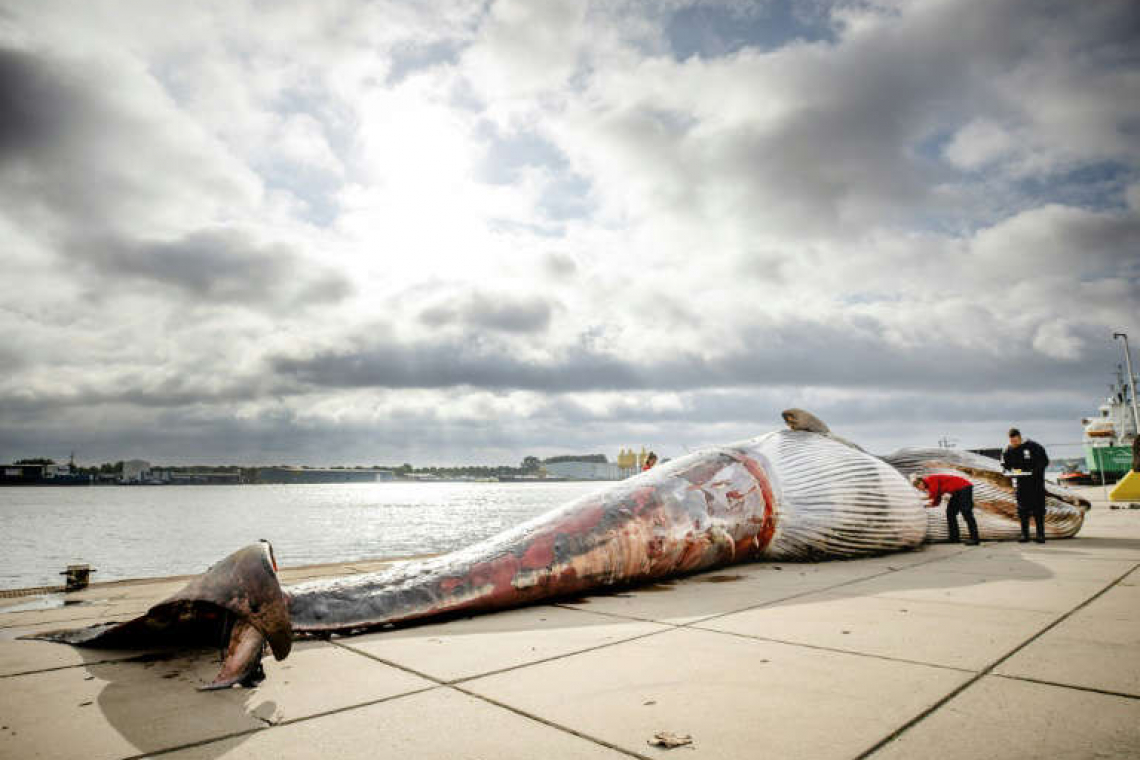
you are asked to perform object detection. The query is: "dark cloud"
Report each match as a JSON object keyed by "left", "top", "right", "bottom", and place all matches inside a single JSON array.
[
  {"left": 273, "top": 334, "right": 644, "bottom": 392},
  {"left": 584, "top": 0, "right": 1140, "bottom": 239},
  {"left": 0, "top": 44, "right": 119, "bottom": 227},
  {"left": 270, "top": 316, "right": 1115, "bottom": 395},
  {"left": 0, "top": 381, "right": 1094, "bottom": 467},
  {"left": 543, "top": 388, "right": 1088, "bottom": 429},
  {"left": 0, "top": 344, "right": 26, "bottom": 372},
  {"left": 0, "top": 47, "right": 70, "bottom": 160},
  {"left": 73, "top": 228, "right": 352, "bottom": 310},
  {"left": 0, "top": 41, "right": 257, "bottom": 240},
  {"left": 417, "top": 292, "right": 552, "bottom": 334},
  {"left": 0, "top": 371, "right": 279, "bottom": 423},
  {"left": 418, "top": 303, "right": 459, "bottom": 327},
  {"left": 542, "top": 252, "right": 577, "bottom": 277},
  {"left": 0, "top": 401, "right": 571, "bottom": 466},
  {"left": 464, "top": 292, "right": 552, "bottom": 333}
]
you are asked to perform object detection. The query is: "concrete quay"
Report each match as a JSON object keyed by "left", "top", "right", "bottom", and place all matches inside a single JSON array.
[{"left": 2, "top": 485, "right": 1138, "bottom": 760}]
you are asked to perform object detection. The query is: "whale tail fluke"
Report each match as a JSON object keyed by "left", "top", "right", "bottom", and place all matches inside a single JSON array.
[{"left": 23, "top": 541, "right": 292, "bottom": 688}]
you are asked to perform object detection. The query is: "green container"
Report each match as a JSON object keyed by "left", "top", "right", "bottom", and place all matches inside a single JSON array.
[{"left": 1085, "top": 445, "right": 1133, "bottom": 474}]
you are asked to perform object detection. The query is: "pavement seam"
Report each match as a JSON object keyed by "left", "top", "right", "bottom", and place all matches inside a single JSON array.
[
  {"left": 0, "top": 648, "right": 196, "bottom": 679},
  {"left": 412, "top": 554, "right": 981, "bottom": 683},
  {"left": 450, "top": 683, "right": 658, "bottom": 760},
  {"left": 549, "top": 547, "right": 975, "bottom": 630},
  {"left": 0, "top": 609, "right": 153, "bottom": 629},
  {"left": 688, "top": 627, "right": 978, "bottom": 675},
  {"left": 330, "top": 639, "right": 654, "bottom": 759},
  {"left": 688, "top": 548, "right": 977, "bottom": 626},
  {"left": 445, "top": 628, "right": 669, "bottom": 686},
  {"left": 304, "top": 550, "right": 981, "bottom": 759},
  {"left": 990, "top": 673, "right": 1140, "bottom": 702},
  {"left": 329, "top": 639, "right": 445, "bottom": 683},
  {"left": 316, "top": 553, "right": 974, "bottom": 688},
  {"left": 840, "top": 592, "right": 1099, "bottom": 616},
  {"left": 332, "top": 627, "right": 663, "bottom": 687},
  {"left": 0, "top": 657, "right": 143, "bottom": 679},
  {"left": 3, "top": 543, "right": 1122, "bottom": 758},
  {"left": 0, "top": 556, "right": 961, "bottom": 686},
  {"left": 852, "top": 560, "right": 1140, "bottom": 760},
  {"left": 115, "top": 684, "right": 442, "bottom": 760}
]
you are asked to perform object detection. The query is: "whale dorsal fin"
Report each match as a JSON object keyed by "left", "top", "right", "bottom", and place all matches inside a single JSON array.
[
  {"left": 782, "top": 408, "right": 831, "bottom": 434},
  {"left": 781, "top": 408, "right": 866, "bottom": 452}
]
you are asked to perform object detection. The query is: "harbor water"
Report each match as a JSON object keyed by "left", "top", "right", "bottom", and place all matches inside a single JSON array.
[{"left": 0, "top": 481, "right": 604, "bottom": 591}]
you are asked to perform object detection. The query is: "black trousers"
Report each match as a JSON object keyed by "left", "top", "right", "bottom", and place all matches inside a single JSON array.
[
  {"left": 946, "top": 486, "right": 979, "bottom": 542},
  {"left": 1016, "top": 483, "right": 1046, "bottom": 540}
]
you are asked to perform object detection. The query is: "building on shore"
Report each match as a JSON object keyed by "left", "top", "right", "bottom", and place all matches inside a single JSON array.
[
  {"left": 121, "top": 460, "right": 151, "bottom": 483},
  {"left": 616, "top": 447, "right": 655, "bottom": 477},
  {"left": 150, "top": 470, "right": 242, "bottom": 485},
  {"left": 256, "top": 467, "right": 396, "bottom": 484},
  {"left": 1, "top": 462, "right": 94, "bottom": 485},
  {"left": 542, "top": 460, "right": 622, "bottom": 480}
]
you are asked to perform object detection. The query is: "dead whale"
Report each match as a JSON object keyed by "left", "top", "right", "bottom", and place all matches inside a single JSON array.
[
  {"left": 29, "top": 428, "right": 926, "bottom": 689},
  {"left": 882, "top": 447, "right": 1090, "bottom": 542}
]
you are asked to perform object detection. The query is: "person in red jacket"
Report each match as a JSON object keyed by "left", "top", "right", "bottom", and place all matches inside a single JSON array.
[{"left": 912, "top": 473, "right": 980, "bottom": 545}]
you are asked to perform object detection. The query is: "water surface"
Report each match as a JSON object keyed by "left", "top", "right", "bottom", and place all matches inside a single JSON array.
[{"left": 0, "top": 482, "right": 604, "bottom": 590}]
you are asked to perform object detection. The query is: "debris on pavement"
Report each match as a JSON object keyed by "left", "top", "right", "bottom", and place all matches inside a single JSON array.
[{"left": 648, "top": 731, "right": 694, "bottom": 749}]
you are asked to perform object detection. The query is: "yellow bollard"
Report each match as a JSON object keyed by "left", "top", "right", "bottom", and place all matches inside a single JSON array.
[{"left": 1108, "top": 471, "right": 1140, "bottom": 501}]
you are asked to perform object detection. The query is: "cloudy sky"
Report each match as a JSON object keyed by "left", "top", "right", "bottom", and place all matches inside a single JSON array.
[{"left": 1, "top": 0, "right": 1138, "bottom": 467}]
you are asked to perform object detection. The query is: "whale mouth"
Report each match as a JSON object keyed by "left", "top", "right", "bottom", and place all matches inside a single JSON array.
[
  {"left": 23, "top": 541, "right": 292, "bottom": 689},
  {"left": 199, "top": 616, "right": 269, "bottom": 690}
]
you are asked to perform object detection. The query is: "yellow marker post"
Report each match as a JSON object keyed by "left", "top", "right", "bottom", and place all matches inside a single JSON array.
[{"left": 1109, "top": 471, "right": 1140, "bottom": 501}]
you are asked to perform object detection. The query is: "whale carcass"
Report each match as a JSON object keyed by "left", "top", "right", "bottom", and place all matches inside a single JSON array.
[
  {"left": 882, "top": 447, "right": 1090, "bottom": 542},
  {"left": 30, "top": 429, "right": 927, "bottom": 688}
]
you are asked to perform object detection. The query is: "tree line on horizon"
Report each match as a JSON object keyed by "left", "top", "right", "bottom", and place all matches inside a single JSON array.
[{"left": 11, "top": 453, "right": 613, "bottom": 479}]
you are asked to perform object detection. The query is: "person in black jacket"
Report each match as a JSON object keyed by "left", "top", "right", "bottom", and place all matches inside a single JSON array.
[{"left": 1001, "top": 428, "right": 1050, "bottom": 543}]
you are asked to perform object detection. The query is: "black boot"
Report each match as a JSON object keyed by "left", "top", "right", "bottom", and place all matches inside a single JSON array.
[
  {"left": 946, "top": 513, "right": 960, "bottom": 543},
  {"left": 963, "top": 512, "right": 980, "bottom": 545},
  {"left": 1034, "top": 513, "right": 1046, "bottom": 543},
  {"left": 1018, "top": 514, "right": 1030, "bottom": 542}
]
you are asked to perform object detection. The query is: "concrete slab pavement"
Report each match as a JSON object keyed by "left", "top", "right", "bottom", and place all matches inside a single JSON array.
[
  {"left": 463, "top": 626, "right": 972, "bottom": 760},
  {"left": 695, "top": 591, "right": 1056, "bottom": 671},
  {"left": 339, "top": 603, "right": 669, "bottom": 683},
  {"left": 159, "top": 687, "right": 633, "bottom": 760},
  {"left": 813, "top": 566, "right": 1111, "bottom": 614},
  {"left": 554, "top": 544, "right": 967, "bottom": 626},
  {"left": 867, "top": 676, "right": 1140, "bottom": 760},
  {"left": 0, "top": 641, "right": 432, "bottom": 760},
  {"left": 0, "top": 485, "right": 1137, "bottom": 759},
  {"left": 994, "top": 581, "right": 1140, "bottom": 698}
]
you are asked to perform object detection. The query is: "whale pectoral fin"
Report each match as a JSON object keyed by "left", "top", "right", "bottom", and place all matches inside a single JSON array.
[{"left": 23, "top": 542, "right": 293, "bottom": 675}]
